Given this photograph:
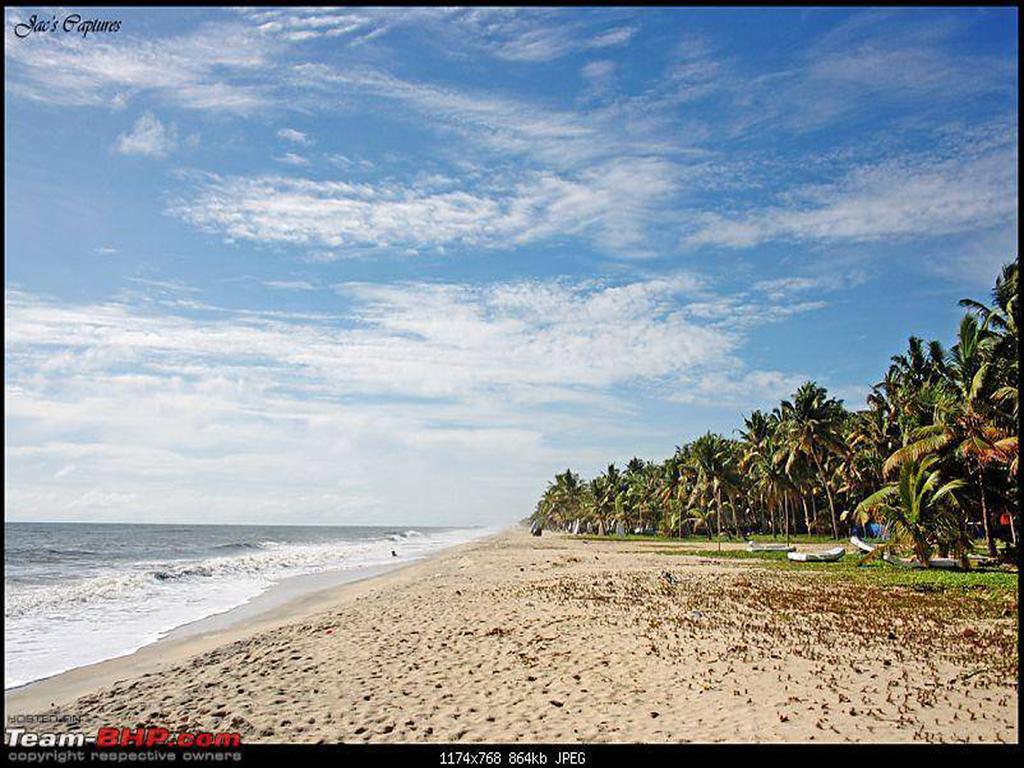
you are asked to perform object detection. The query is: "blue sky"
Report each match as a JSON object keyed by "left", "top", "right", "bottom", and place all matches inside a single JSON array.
[{"left": 4, "top": 7, "right": 1018, "bottom": 526}]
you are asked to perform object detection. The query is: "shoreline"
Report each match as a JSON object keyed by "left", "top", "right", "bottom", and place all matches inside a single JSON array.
[
  {"left": 5, "top": 529, "right": 1017, "bottom": 743},
  {"left": 5, "top": 528, "right": 508, "bottom": 713}
]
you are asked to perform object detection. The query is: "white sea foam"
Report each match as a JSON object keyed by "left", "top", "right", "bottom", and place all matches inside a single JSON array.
[{"left": 4, "top": 526, "right": 489, "bottom": 688}]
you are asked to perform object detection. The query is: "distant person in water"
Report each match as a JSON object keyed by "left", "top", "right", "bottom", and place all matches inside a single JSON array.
[{"left": 391, "top": 550, "right": 398, "bottom": 557}]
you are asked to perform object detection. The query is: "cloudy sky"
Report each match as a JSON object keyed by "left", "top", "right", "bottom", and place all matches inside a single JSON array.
[{"left": 4, "top": 7, "right": 1017, "bottom": 526}]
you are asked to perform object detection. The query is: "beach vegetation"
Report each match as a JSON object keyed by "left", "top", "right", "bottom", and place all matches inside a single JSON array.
[{"left": 532, "top": 261, "right": 1020, "bottom": 566}]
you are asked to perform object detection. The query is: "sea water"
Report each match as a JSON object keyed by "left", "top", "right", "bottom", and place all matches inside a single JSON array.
[{"left": 4, "top": 522, "right": 487, "bottom": 688}]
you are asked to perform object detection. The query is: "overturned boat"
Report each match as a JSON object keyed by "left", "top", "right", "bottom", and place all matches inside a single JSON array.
[
  {"left": 882, "top": 552, "right": 962, "bottom": 569},
  {"left": 747, "top": 541, "right": 796, "bottom": 553},
  {"left": 850, "top": 535, "right": 876, "bottom": 553},
  {"left": 787, "top": 546, "right": 846, "bottom": 563}
]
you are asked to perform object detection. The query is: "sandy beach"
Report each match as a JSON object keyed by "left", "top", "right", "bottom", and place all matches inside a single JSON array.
[{"left": 5, "top": 529, "right": 1017, "bottom": 743}]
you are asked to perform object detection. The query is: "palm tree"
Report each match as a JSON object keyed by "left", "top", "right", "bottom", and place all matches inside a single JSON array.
[
  {"left": 623, "top": 457, "right": 651, "bottom": 533},
  {"left": 688, "top": 432, "right": 739, "bottom": 550},
  {"left": 886, "top": 337, "right": 948, "bottom": 437},
  {"left": 659, "top": 448, "right": 691, "bottom": 537},
  {"left": 852, "top": 456, "right": 966, "bottom": 566},
  {"left": 834, "top": 404, "right": 898, "bottom": 534},
  {"left": 886, "top": 316, "right": 1009, "bottom": 556},
  {"left": 586, "top": 477, "right": 606, "bottom": 530},
  {"left": 961, "top": 261, "right": 1019, "bottom": 542},
  {"left": 529, "top": 261, "right": 1017, "bottom": 556},
  {"left": 777, "top": 382, "right": 848, "bottom": 538},
  {"left": 739, "top": 410, "right": 782, "bottom": 536},
  {"left": 533, "top": 469, "right": 588, "bottom": 531},
  {"left": 685, "top": 504, "right": 716, "bottom": 540},
  {"left": 959, "top": 261, "right": 1019, "bottom": 351}
]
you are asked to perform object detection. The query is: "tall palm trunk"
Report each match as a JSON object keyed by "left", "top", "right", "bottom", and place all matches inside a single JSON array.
[
  {"left": 812, "top": 453, "right": 839, "bottom": 539},
  {"left": 783, "top": 495, "right": 790, "bottom": 544},
  {"left": 801, "top": 497, "right": 811, "bottom": 535},
  {"left": 978, "top": 466, "right": 996, "bottom": 557},
  {"left": 716, "top": 487, "right": 723, "bottom": 552}
]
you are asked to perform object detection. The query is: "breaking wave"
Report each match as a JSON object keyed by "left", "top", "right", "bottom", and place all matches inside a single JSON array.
[{"left": 5, "top": 526, "right": 488, "bottom": 688}]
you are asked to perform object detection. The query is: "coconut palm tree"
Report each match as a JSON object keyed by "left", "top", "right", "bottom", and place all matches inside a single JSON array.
[
  {"left": 533, "top": 469, "right": 588, "bottom": 530},
  {"left": 852, "top": 456, "right": 966, "bottom": 566},
  {"left": 739, "top": 410, "right": 782, "bottom": 536},
  {"left": 961, "top": 261, "right": 1019, "bottom": 541},
  {"left": 776, "top": 383, "right": 848, "bottom": 538},
  {"left": 885, "top": 336, "right": 948, "bottom": 435},
  {"left": 688, "top": 432, "right": 739, "bottom": 549},
  {"left": 840, "top": 400, "right": 900, "bottom": 503},
  {"left": 529, "top": 261, "right": 1017, "bottom": 556},
  {"left": 621, "top": 457, "right": 654, "bottom": 532},
  {"left": 659, "top": 448, "right": 691, "bottom": 537},
  {"left": 886, "top": 315, "right": 1009, "bottom": 555},
  {"left": 685, "top": 504, "right": 716, "bottom": 539}
]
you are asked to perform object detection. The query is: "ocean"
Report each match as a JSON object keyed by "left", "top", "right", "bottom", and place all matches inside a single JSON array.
[{"left": 4, "top": 522, "right": 488, "bottom": 689}]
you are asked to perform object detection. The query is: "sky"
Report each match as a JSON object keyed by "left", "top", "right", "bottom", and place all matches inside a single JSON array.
[{"left": 3, "top": 7, "right": 1018, "bottom": 527}]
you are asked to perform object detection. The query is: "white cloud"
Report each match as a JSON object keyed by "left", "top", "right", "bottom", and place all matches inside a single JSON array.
[
  {"left": 243, "top": 7, "right": 433, "bottom": 46},
  {"left": 263, "top": 280, "right": 317, "bottom": 291},
  {"left": 7, "top": 8, "right": 634, "bottom": 116},
  {"left": 5, "top": 275, "right": 822, "bottom": 523},
  {"left": 298, "top": 65, "right": 686, "bottom": 170},
  {"left": 5, "top": 13, "right": 277, "bottom": 112},
  {"left": 422, "top": 11, "right": 636, "bottom": 63},
  {"left": 115, "top": 113, "right": 177, "bottom": 157},
  {"left": 277, "top": 128, "right": 312, "bottom": 145},
  {"left": 686, "top": 147, "right": 1017, "bottom": 248},
  {"left": 586, "top": 26, "right": 636, "bottom": 49},
  {"left": 668, "top": 370, "right": 811, "bottom": 408},
  {"left": 169, "top": 156, "right": 679, "bottom": 256},
  {"left": 805, "top": 11, "right": 1012, "bottom": 101},
  {"left": 485, "top": 20, "right": 635, "bottom": 62},
  {"left": 53, "top": 464, "right": 77, "bottom": 480},
  {"left": 234, "top": 8, "right": 638, "bottom": 64},
  {"left": 925, "top": 222, "right": 1019, "bottom": 287},
  {"left": 3, "top": 273, "right": 810, "bottom": 415},
  {"left": 298, "top": 65, "right": 597, "bottom": 165},
  {"left": 282, "top": 64, "right": 697, "bottom": 255},
  {"left": 711, "top": 13, "right": 1015, "bottom": 136},
  {"left": 274, "top": 152, "right": 309, "bottom": 166},
  {"left": 581, "top": 59, "right": 616, "bottom": 81},
  {"left": 753, "top": 270, "right": 868, "bottom": 301}
]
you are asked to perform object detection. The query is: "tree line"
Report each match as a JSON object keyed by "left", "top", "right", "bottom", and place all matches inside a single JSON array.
[{"left": 531, "top": 261, "right": 1019, "bottom": 564}]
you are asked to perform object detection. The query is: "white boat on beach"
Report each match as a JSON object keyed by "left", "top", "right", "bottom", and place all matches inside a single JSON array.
[
  {"left": 850, "top": 535, "right": 875, "bottom": 553},
  {"left": 882, "top": 552, "right": 962, "bottom": 569},
  {"left": 747, "top": 541, "right": 795, "bottom": 553},
  {"left": 787, "top": 546, "right": 846, "bottom": 563}
]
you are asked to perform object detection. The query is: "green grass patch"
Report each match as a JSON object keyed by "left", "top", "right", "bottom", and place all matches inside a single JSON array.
[
  {"left": 577, "top": 532, "right": 841, "bottom": 545},
  {"left": 655, "top": 546, "right": 1018, "bottom": 592},
  {"left": 657, "top": 547, "right": 793, "bottom": 561},
  {"left": 747, "top": 533, "right": 851, "bottom": 544},
  {"left": 577, "top": 533, "right": 696, "bottom": 543},
  {"left": 843, "top": 564, "right": 1018, "bottom": 592}
]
